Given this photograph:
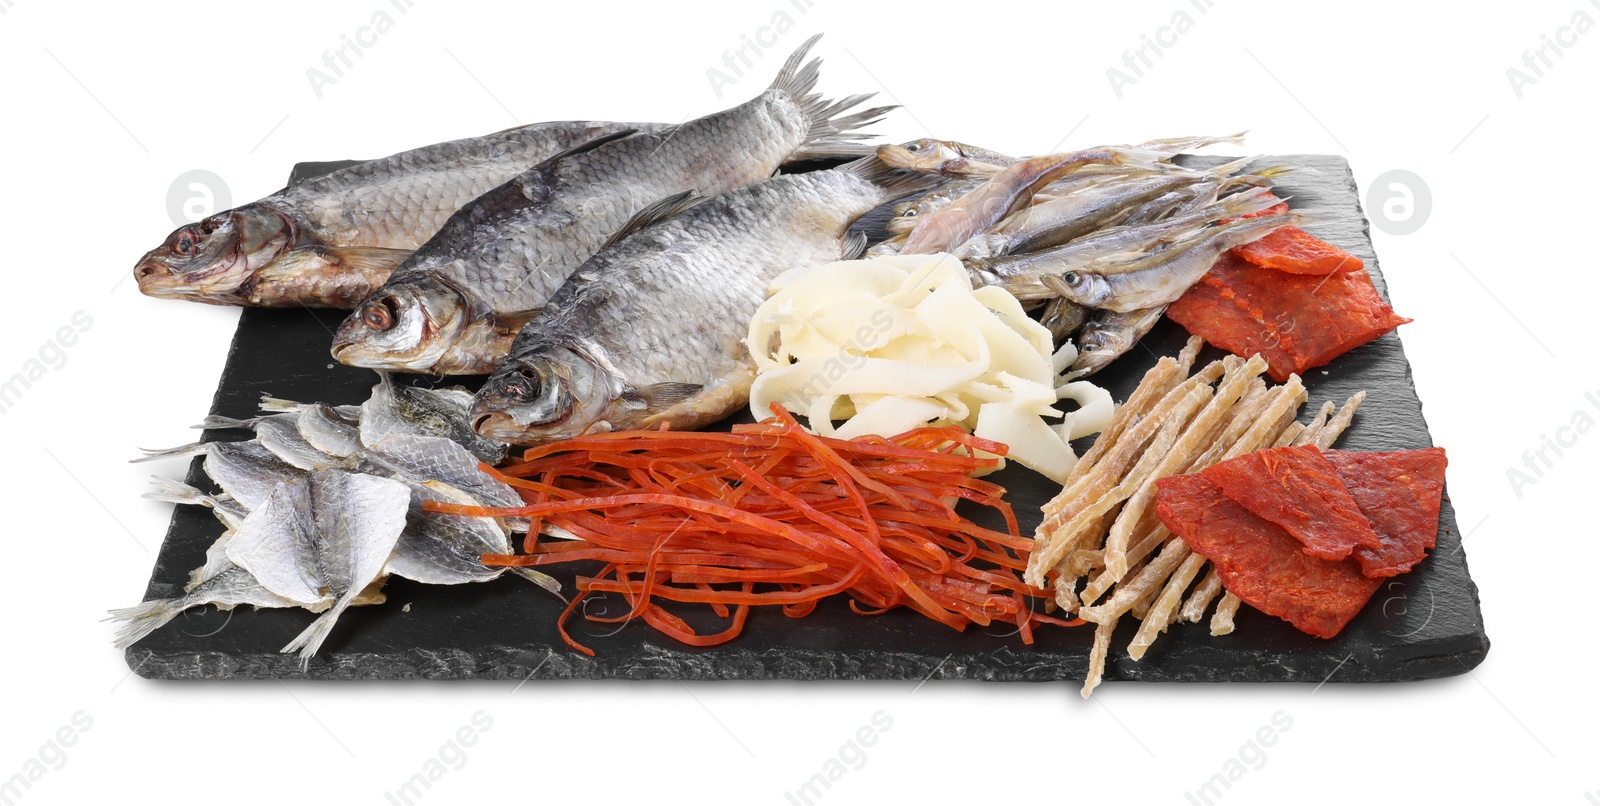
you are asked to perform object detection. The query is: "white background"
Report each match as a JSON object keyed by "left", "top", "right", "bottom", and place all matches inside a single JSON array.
[{"left": 0, "top": 1, "right": 1595, "bottom": 804}]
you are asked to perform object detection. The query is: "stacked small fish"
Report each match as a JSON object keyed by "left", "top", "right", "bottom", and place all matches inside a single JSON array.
[
  {"left": 873, "top": 134, "right": 1299, "bottom": 377},
  {"left": 111, "top": 374, "right": 552, "bottom": 669}
]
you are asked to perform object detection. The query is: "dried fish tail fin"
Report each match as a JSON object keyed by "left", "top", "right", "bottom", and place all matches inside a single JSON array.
[
  {"left": 130, "top": 441, "right": 207, "bottom": 463},
  {"left": 281, "top": 606, "right": 348, "bottom": 671},
  {"left": 106, "top": 599, "right": 186, "bottom": 649},
  {"left": 193, "top": 414, "right": 264, "bottom": 430},
  {"left": 767, "top": 34, "right": 896, "bottom": 161},
  {"left": 142, "top": 475, "right": 216, "bottom": 506}
]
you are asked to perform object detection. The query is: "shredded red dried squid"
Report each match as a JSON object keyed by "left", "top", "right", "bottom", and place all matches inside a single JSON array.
[{"left": 424, "top": 404, "right": 1082, "bottom": 654}]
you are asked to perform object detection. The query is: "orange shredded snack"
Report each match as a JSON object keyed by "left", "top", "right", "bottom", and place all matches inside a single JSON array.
[{"left": 425, "top": 405, "right": 1083, "bottom": 655}]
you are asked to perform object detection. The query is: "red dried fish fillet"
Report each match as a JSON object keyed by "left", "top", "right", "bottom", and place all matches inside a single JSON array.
[
  {"left": 1201, "top": 445, "right": 1384, "bottom": 562},
  {"left": 1155, "top": 474, "right": 1381, "bottom": 639},
  {"left": 1233, "top": 226, "right": 1364, "bottom": 275},
  {"left": 1325, "top": 448, "right": 1449, "bottom": 577},
  {"left": 1167, "top": 252, "right": 1411, "bottom": 382}
]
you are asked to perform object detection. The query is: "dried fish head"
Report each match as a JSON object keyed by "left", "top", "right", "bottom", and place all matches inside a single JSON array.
[
  {"left": 331, "top": 276, "right": 489, "bottom": 373},
  {"left": 1043, "top": 270, "right": 1113, "bottom": 308},
  {"left": 134, "top": 204, "right": 296, "bottom": 305},
  {"left": 470, "top": 345, "right": 619, "bottom": 444}
]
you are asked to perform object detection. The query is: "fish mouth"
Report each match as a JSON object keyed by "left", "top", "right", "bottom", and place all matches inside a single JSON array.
[
  {"left": 133, "top": 205, "right": 300, "bottom": 304},
  {"left": 468, "top": 409, "right": 555, "bottom": 446}
]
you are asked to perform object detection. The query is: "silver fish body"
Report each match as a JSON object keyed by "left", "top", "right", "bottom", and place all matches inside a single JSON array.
[
  {"left": 470, "top": 158, "right": 938, "bottom": 444},
  {"left": 332, "top": 35, "right": 891, "bottom": 376},
  {"left": 134, "top": 120, "right": 662, "bottom": 307},
  {"left": 1051, "top": 213, "right": 1295, "bottom": 311},
  {"left": 968, "top": 187, "right": 1283, "bottom": 299}
]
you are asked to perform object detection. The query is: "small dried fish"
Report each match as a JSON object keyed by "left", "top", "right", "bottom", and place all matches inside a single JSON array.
[
  {"left": 1048, "top": 213, "right": 1296, "bottom": 312},
  {"left": 900, "top": 149, "right": 1123, "bottom": 254}
]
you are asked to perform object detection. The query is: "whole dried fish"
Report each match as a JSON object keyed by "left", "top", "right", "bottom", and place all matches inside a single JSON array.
[
  {"left": 967, "top": 188, "right": 1283, "bottom": 299},
  {"left": 470, "top": 157, "right": 938, "bottom": 444},
  {"left": 133, "top": 120, "right": 662, "bottom": 307},
  {"left": 1049, "top": 213, "right": 1295, "bottom": 311},
  {"left": 899, "top": 149, "right": 1123, "bottom": 255},
  {"left": 332, "top": 35, "right": 891, "bottom": 375}
]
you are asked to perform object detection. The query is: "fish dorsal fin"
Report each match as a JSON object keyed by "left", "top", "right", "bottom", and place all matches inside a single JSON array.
[
  {"left": 524, "top": 129, "right": 640, "bottom": 195},
  {"left": 841, "top": 230, "right": 869, "bottom": 260},
  {"left": 599, "top": 190, "right": 704, "bottom": 250},
  {"left": 541, "top": 128, "right": 638, "bottom": 167}
]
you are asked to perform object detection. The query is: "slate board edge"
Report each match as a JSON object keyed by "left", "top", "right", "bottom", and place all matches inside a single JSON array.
[{"left": 124, "top": 154, "right": 1490, "bottom": 683}]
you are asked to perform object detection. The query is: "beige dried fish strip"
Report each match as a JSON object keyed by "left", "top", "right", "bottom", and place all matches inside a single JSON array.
[
  {"left": 1186, "top": 382, "right": 1276, "bottom": 472},
  {"left": 1041, "top": 359, "right": 1224, "bottom": 524},
  {"left": 1104, "top": 355, "right": 1266, "bottom": 581},
  {"left": 1058, "top": 358, "right": 1178, "bottom": 492},
  {"left": 1211, "top": 593, "right": 1241, "bottom": 636},
  {"left": 1219, "top": 376, "right": 1306, "bottom": 463},
  {"left": 1081, "top": 617, "right": 1118, "bottom": 698},
  {"left": 1271, "top": 422, "right": 1307, "bottom": 450},
  {"left": 1128, "top": 552, "right": 1209, "bottom": 660},
  {"left": 1180, "top": 568, "right": 1223, "bottom": 623},
  {"left": 1062, "top": 336, "right": 1198, "bottom": 494},
  {"left": 1080, "top": 537, "right": 1192, "bottom": 624},
  {"left": 1281, "top": 401, "right": 1334, "bottom": 448},
  {"left": 1081, "top": 519, "right": 1167, "bottom": 605},
  {"left": 1306, "top": 391, "right": 1366, "bottom": 449},
  {"left": 1027, "top": 385, "right": 1210, "bottom": 586}
]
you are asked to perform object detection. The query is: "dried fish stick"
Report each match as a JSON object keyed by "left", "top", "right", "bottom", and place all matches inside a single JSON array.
[
  {"left": 1060, "top": 357, "right": 1179, "bottom": 490},
  {"left": 1211, "top": 592, "right": 1242, "bottom": 636},
  {"left": 1129, "top": 576, "right": 1166, "bottom": 621},
  {"left": 1280, "top": 401, "right": 1331, "bottom": 450},
  {"left": 1180, "top": 567, "right": 1223, "bottom": 623},
  {"left": 1174, "top": 334, "right": 1203, "bottom": 376},
  {"left": 1080, "top": 538, "right": 1192, "bottom": 624},
  {"left": 1129, "top": 552, "right": 1208, "bottom": 660},
  {"left": 1271, "top": 422, "right": 1307, "bottom": 449},
  {"left": 1104, "top": 356, "right": 1265, "bottom": 580},
  {"left": 1081, "top": 617, "right": 1118, "bottom": 698},
  {"left": 1187, "top": 385, "right": 1276, "bottom": 472},
  {"left": 1308, "top": 391, "right": 1366, "bottom": 449},
  {"left": 1220, "top": 376, "right": 1305, "bottom": 462},
  {"left": 1027, "top": 386, "right": 1209, "bottom": 585},
  {"left": 1042, "top": 359, "right": 1224, "bottom": 522}
]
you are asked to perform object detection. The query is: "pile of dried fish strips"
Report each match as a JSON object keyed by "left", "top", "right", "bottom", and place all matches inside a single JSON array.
[{"left": 1026, "top": 337, "right": 1365, "bottom": 696}]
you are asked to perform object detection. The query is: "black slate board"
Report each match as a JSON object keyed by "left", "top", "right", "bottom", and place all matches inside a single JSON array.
[{"left": 126, "top": 154, "right": 1488, "bottom": 682}]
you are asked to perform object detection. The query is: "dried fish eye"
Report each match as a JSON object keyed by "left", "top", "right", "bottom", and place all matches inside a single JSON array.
[
  {"left": 361, "top": 298, "right": 396, "bottom": 331},
  {"left": 1081, "top": 340, "right": 1101, "bottom": 352},
  {"left": 1062, "top": 271, "right": 1081, "bottom": 287},
  {"left": 905, "top": 143, "right": 921, "bottom": 152},
  {"left": 901, "top": 209, "right": 917, "bottom": 217},
  {"left": 174, "top": 231, "right": 197, "bottom": 255},
  {"left": 502, "top": 368, "right": 540, "bottom": 402}
]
